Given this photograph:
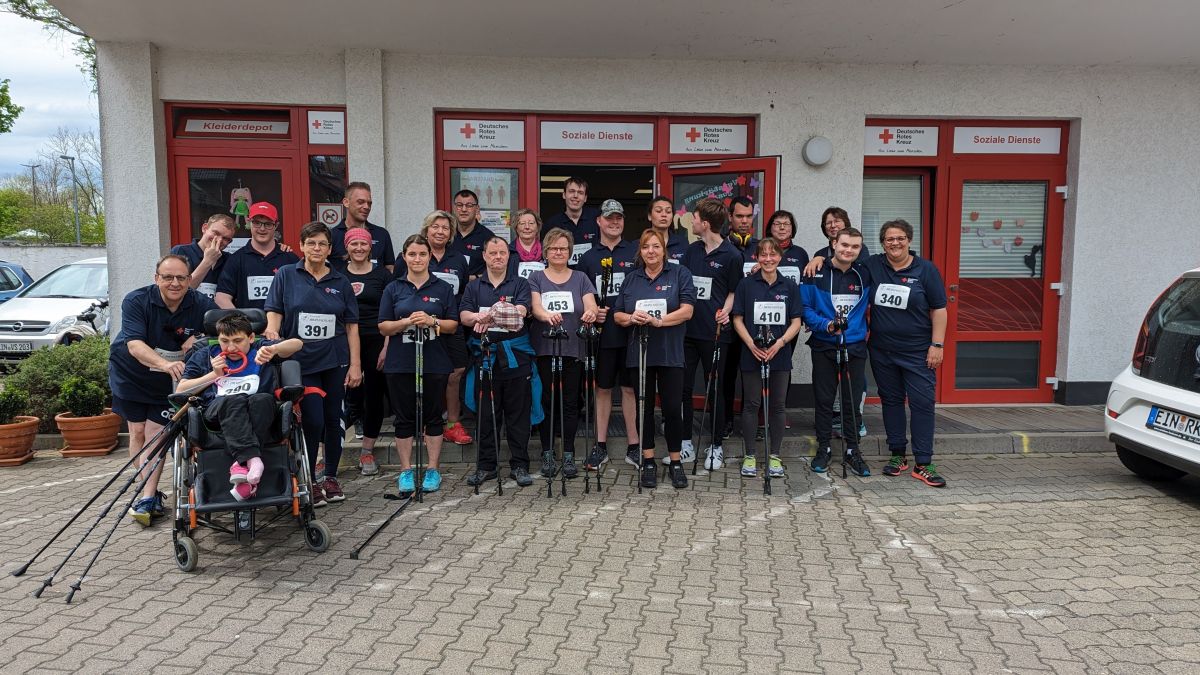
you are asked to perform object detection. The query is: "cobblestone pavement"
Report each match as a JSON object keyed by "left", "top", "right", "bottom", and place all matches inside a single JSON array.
[{"left": 1, "top": 451, "right": 1198, "bottom": 673}]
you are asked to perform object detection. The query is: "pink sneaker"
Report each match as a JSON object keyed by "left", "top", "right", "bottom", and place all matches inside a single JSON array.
[
  {"left": 230, "top": 482, "right": 256, "bottom": 502},
  {"left": 230, "top": 462, "right": 249, "bottom": 485},
  {"left": 246, "top": 457, "right": 265, "bottom": 485}
]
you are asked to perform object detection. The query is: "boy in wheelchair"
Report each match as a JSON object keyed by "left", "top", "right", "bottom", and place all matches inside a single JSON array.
[{"left": 178, "top": 312, "right": 303, "bottom": 501}]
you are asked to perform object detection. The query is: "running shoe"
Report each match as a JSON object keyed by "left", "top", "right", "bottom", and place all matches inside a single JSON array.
[
  {"left": 704, "top": 444, "right": 725, "bottom": 471},
  {"left": 323, "top": 477, "right": 345, "bottom": 502},
  {"left": 669, "top": 463, "right": 688, "bottom": 489},
  {"left": 844, "top": 451, "right": 870, "bottom": 477},
  {"left": 882, "top": 454, "right": 908, "bottom": 477},
  {"left": 624, "top": 445, "right": 641, "bottom": 468},
  {"left": 512, "top": 467, "right": 534, "bottom": 487},
  {"left": 397, "top": 469, "right": 415, "bottom": 495},
  {"left": 150, "top": 491, "right": 167, "bottom": 517},
  {"left": 584, "top": 445, "right": 608, "bottom": 471},
  {"left": 314, "top": 459, "right": 325, "bottom": 482},
  {"left": 310, "top": 481, "right": 328, "bottom": 508},
  {"left": 247, "top": 457, "right": 265, "bottom": 485},
  {"left": 230, "top": 461, "right": 249, "bottom": 485},
  {"left": 541, "top": 450, "right": 559, "bottom": 478},
  {"left": 443, "top": 422, "right": 473, "bottom": 445},
  {"left": 912, "top": 463, "right": 947, "bottom": 488},
  {"left": 640, "top": 461, "right": 658, "bottom": 488},
  {"left": 680, "top": 439, "right": 694, "bottom": 461},
  {"left": 811, "top": 447, "right": 832, "bottom": 474},
  {"left": 230, "top": 482, "right": 255, "bottom": 502},
  {"left": 858, "top": 421, "right": 868, "bottom": 439},
  {"left": 422, "top": 468, "right": 442, "bottom": 493},
  {"left": 355, "top": 421, "right": 364, "bottom": 440},
  {"left": 466, "top": 468, "right": 497, "bottom": 486},
  {"left": 359, "top": 452, "right": 379, "bottom": 476},
  {"left": 562, "top": 452, "right": 578, "bottom": 478},
  {"left": 128, "top": 497, "right": 156, "bottom": 527},
  {"left": 741, "top": 455, "right": 757, "bottom": 477},
  {"left": 768, "top": 455, "right": 784, "bottom": 478}
]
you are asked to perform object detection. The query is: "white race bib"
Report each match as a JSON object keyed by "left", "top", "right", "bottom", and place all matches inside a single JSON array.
[
  {"left": 570, "top": 243, "right": 592, "bottom": 265},
  {"left": 541, "top": 291, "right": 575, "bottom": 314},
  {"left": 432, "top": 271, "right": 460, "bottom": 295},
  {"left": 517, "top": 261, "right": 545, "bottom": 279},
  {"left": 595, "top": 272, "right": 626, "bottom": 298},
  {"left": 635, "top": 298, "right": 668, "bottom": 320},
  {"left": 298, "top": 312, "right": 336, "bottom": 341},
  {"left": 832, "top": 293, "right": 861, "bottom": 317},
  {"left": 668, "top": 258, "right": 680, "bottom": 265},
  {"left": 778, "top": 266, "right": 801, "bottom": 284},
  {"left": 216, "top": 374, "right": 260, "bottom": 397},
  {"left": 247, "top": 275, "right": 273, "bottom": 301},
  {"left": 742, "top": 262, "right": 757, "bottom": 277},
  {"left": 197, "top": 282, "right": 217, "bottom": 298},
  {"left": 875, "top": 283, "right": 911, "bottom": 311},
  {"left": 754, "top": 301, "right": 787, "bottom": 326},
  {"left": 693, "top": 276, "right": 713, "bottom": 301},
  {"left": 401, "top": 328, "right": 438, "bottom": 343},
  {"left": 150, "top": 348, "right": 185, "bottom": 373}
]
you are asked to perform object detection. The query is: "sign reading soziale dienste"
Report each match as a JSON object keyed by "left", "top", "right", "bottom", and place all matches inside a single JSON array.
[{"left": 540, "top": 121, "right": 654, "bottom": 151}]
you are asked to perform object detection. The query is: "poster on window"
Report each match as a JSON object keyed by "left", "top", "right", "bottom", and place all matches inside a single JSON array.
[{"left": 451, "top": 168, "right": 517, "bottom": 210}]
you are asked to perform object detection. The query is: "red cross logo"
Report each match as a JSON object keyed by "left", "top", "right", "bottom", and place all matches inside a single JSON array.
[
  {"left": 460, "top": 123, "right": 476, "bottom": 139},
  {"left": 878, "top": 128, "right": 894, "bottom": 144},
  {"left": 311, "top": 119, "right": 322, "bottom": 130},
  {"left": 685, "top": 127, "right": 701, "bottom": 143}
]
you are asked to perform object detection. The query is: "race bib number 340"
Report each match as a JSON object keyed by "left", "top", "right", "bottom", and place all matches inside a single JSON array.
[
  {"left": 875, "top": 283, "right": 911, "bottom": 310},
  {"left": 298, "top": 312, "right": 336, "bottom": 340}
]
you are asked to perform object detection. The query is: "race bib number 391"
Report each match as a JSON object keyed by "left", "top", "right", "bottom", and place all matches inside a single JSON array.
[
  {"left": 298, "top": 312, "right": 336, "bottom": 340},
  {"left": 875, "top": 283, "right": 911, "bottom": 311}
]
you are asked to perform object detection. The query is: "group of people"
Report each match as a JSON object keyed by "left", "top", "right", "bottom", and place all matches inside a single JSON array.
[{"left": 110, "top": 177, "right": 949, "bottom": 525}]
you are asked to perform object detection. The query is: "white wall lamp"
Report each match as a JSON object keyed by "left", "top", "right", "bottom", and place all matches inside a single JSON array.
[{"left": 802, "top": 135, "right": 833, "bottom": 167}]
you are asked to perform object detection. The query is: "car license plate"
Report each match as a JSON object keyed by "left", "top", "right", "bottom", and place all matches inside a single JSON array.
[
  {"left": 0, "top": 342, "right": 31, "bottom": 353},
  {"left": 1147, "top": 406, "right": 1200, "bottom": 445}
]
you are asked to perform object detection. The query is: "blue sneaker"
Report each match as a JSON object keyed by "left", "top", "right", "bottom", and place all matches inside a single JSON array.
[
  {"left": 150, "top": 491, "right": 167, "bottom": 518},
  {"left": 128, "top": 497, "right": 156, "bottom": 527},
  {"left": 421, "top": 468, "right": 442, "bottom": 493},
  {"left": 397, "top": 469, "right": 415, "bottom": 494}
]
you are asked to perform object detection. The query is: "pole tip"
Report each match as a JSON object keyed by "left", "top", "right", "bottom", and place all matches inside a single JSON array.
[
  {"left": 349, "top": 552, "right": 359, "bottom": 560},
  {"left": 12, "top": 563, "right": 29, "bottom": 577}
]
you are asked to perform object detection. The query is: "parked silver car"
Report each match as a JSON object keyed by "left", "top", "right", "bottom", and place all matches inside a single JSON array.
[{"left": 0, "top": 257, "right": 109, "bottom": 364}]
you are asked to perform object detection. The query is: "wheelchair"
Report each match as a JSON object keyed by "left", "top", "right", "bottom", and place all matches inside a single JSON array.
[{"left": 169, "top": 309, "right": 330, "bottom": 572}]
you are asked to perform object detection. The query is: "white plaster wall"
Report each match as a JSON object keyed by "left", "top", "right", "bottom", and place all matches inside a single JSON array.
[
  {"left": 0, "top": 245, "right": 107, "bottom": 278},
  {"left": 383, "top": 54, "right": 1200, "bottom": 384},
  {"left": 344, "top": 50, "right": 386, "bottom": 223},
  {"left": 155, "top": 50, "right": 345, "bottom": 105}
]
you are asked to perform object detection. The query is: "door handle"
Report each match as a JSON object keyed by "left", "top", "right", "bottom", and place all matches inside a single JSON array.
[{"left": 948, "top": 283, "right": 958, "bottom": 303}]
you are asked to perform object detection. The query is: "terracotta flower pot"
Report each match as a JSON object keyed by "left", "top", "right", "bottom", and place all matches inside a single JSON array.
[
  {"left": 56, "top": 408, "right": 122, "bottom": 457},
  {"left": 0, "top": 416, "right": 39, "bottom": 466}
]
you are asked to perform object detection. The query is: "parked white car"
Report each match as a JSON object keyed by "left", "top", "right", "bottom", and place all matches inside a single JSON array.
[
  {"left": 0, "top": 257, "right": 109, "bottom": 365},
  {"left": 1105, "top": 268, "right": 1200, "bottom": 481}
]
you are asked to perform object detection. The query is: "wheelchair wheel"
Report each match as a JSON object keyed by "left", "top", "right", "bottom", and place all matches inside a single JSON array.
[
  {"left": 174, "top": 536, "right": 199, "bottom": 572},
  {"left": 304, "top": 520, "right": 331, "bottom": 553}
]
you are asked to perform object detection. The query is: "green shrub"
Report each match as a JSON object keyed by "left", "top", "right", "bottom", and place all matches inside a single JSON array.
[
  {"left": 0, "top": 387, "right": 29, "bottom": 425},
  {"left": 7, "top": 335, "right": 110, "bottom": 432},
  {"left": 60, "top": 376, "right": 107, "bottom": 418}
]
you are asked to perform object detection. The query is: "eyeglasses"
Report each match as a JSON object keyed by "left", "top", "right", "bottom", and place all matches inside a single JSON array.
[
  {"left": 304, "top": 240, "right": 331, "bottom": 249},
  {"left": 157, "top": 274, "right": 189, "bottom": 283},
  {"left": 250, "top": 221, "right": 277, "bottom": 230},
  {"left": 883, "top": 237, "right": 909, "bottom": 244},
  {"left": 453, "top": 202, "right": 478, "bottom": 209},
  {"left": 546, "top": 246, "right": 570, "bottom": 253}
]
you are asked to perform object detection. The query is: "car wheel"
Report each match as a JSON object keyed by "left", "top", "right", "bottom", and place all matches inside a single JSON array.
[{"left": 1116, "top": 445, "right": 1186, "bottom": 482}]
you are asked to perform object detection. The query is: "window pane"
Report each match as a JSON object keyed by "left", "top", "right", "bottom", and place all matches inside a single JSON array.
[
  {"left": 955, "top": 341, "right": 1040, "bottom": 389},
  {"left": 451, "top": 168, "right": 519, "bottom": 238},
  {"left": 309, "top": 155, "right": 347, "bottom": 223},
  {"left": 188, "top": 168, "right": 284, "bottom": 243},
  {"left": 673, "top": 171, "right": 764, "bottom": 236},
  {"left": 862, "top": 176, "right": 923, "bottom": 255}
]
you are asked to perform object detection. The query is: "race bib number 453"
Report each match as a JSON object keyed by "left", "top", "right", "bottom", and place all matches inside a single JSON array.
[
  {"left": 298, "top": 312, "right": 336, "bottom": 340},
  {"left": 874, "top": 283, "right": 911, "bottom": 310},
  {"left": 541, "top": 291, "right": 575, "bottom": 314}
]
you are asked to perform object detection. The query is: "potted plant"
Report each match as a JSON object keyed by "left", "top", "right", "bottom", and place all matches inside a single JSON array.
[
  {"left": 0, "top": 387, "right": 39, "bottom": 466},
  {"left": 56, "top": 376, "right": 121, "bottom": 457}
]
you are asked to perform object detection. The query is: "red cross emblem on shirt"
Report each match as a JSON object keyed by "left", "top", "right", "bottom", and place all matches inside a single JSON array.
[
  {"left": 460, "top": 123, "right": 476, "bottom": 139},
  {"left": 878, "top": 128, "right": 894, "bottom": 144},
  {"left": 685, "top": 127, "right": 701, "bottom": 143}
]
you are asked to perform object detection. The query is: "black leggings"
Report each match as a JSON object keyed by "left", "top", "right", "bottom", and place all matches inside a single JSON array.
[
  {"left": 683, "top": 338, "right": 728, "bottom": 442},
  {"left": 741, "top": 368, "right": 790, "bottom": 457},
  {"left": 386, "top": 373, "right": 448, "bottom": 439},
  {"left": 536, "top": 355, "right": 583, "bottom": 454},
  {"left": 628, "top": 366, "right": 685, "bottom": 454},
  {"left": 203, "top": 392, "right": 277, "bottom": 464},
  {"left": 344, "top": 333, "right": 388, "bottom": 438},
  {"left": 301, "top": 366, "right": 347, "bottom": 480}
]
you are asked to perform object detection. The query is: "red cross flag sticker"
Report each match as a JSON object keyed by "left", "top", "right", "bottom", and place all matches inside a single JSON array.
[{"left": 311, "top": 119, "right": 322, "bottom": 130}]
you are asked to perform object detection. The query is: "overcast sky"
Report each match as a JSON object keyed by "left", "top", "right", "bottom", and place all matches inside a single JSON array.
[{"left": 0, "top": 12, "right": 98, "bottom": 179}]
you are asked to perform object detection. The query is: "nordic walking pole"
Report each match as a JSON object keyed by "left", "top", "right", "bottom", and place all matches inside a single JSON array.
[
  {"left": 636, "top": 324, "right": 648, "bottom": 494},
  {"left": 414, "top": 326, "right": 426, "bottom": 503},
  {"left": 579, "top": 324, "right": 596, "bottom": 494},
  {"left": 483, "top": 334, "right": 503, "bottom": 496},
  {"left": 557, "top": 330, "right": 568, "bottom": 497},
  {"left": 755, "top": 325, "right": 776, "bottom": 496},
  {"left": 473, "top": 335, "right": 486, "bottom": 496},
  {"left": 838, "top": 315, "right": 861, "bottom": 480},
  {"left": 697, "top": 320, "right": 723, "bottom": 476}
]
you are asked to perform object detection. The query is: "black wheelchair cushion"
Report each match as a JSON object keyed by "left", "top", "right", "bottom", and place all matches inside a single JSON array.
[
  {"left": 193, "top": 443, "right": 295, "bottom": 512},
  {"left": 185, "top": 404, "right": 290, "bottom": 450}
]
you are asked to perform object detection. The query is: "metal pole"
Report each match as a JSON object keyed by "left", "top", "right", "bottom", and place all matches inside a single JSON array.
[
  {"left": 20, "top": 163, "right": 39, "bottom": 205},
  {"left": 60, "top": 155, "right": 81, "bottom": 244}
]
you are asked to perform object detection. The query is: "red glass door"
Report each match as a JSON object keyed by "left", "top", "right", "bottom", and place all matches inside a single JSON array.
[
  {"left": 661, "top": 157, "right": 781, "bottom": 235},
  {"left": 942, "top": 165, "right": 1064, "bottom": 402}
]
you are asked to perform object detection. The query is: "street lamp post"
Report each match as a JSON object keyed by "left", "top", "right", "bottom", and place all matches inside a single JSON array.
[{"left": 60, "top": 155, "right": 81, "bottom": 245}]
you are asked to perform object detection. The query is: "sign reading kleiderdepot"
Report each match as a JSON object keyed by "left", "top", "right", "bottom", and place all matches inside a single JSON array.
[
  {"left": 864, "top": 126, "right": 939, "bottom": 156},
  {"left": 183, "top": 119, "right": 289, "bottom": 135},
  {"left": 953, "top": 127, "right": 1061, "bottom": 154},
  {"left": 443, "top": 119, "right": 525, "bottom": 151},
  {"left": 669, "top": 124, "right": 748, "bottom": 154},
  {"left": 540, "top": 121, "right": 654, "bottom": 151}
]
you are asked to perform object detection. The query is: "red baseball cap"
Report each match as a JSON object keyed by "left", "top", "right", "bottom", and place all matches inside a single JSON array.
[{"left": 248, "top": 202, "right": 278, "bottom": 223}]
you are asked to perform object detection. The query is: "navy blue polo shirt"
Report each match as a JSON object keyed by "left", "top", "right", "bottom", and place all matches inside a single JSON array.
[
  {"left": 216, "top": 244, "right": 300, "bottom": 310},
  {"left": 264, "top": 262, "right": 360, "bottom": 372},
  {"left": 170, "top": 240, "right": 226, "bottom": 298},
  {"left": 814, "top": 243, "right": 870, "bottom": 264},
  {"left": 392, "top": 250, "right": 470, "bottom": 298},
  {"left": 665, "top": 228, "right": 689, "bottom": 264},
  {"left": 801, "top": 263, "right": 872, "bottom": 357},
  {"left": 613, "top": 264, "right": 696, "bottom": 369},
  {"left": 507, "top": 242, "right": 547, "bottom": 281},
  {"left": 181, "top": 339, "right": 280, "bottom": 404},
  {"left": 681, "top": 239, "right": 743, "bottom": 344},
  {"left": 577, "top": 239, "right": 639, "bottom": 350},
  {"left": 543, "top": 207, "right": 601, "bottom": 266},
  {"left": 448, "top": 223, "right": 495, "bottom": 277},
  {"left": 461, "top": 272, "right": 533, "bottom": 378},
  {"left": 379, "top": 275, "right": 458, "bottom": 375},
  {"left": 329, "top": 221, "right": 396, "bottom": 268},
  {"left": 732, "top": 273, "right": 803, "bottom": 372},
  {"left": 863, "top": 252, "right": 948, "bottom": 352},
  {"left": 744, "top": 242, "right": 810, "bottom": 285},
  {"left": 109, "top": 285, "right": 216, "bottom": 404}
]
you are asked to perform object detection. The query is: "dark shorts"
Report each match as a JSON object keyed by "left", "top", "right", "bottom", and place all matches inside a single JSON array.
[
  {"left": 446, "top": 330, "right": 469, "bottom": 370},
  {"left": 112, "top": 395, "right": 172, "bottom": 425},
  {"left": 596, "top": 347, "right": 631, "bottom": 390}
]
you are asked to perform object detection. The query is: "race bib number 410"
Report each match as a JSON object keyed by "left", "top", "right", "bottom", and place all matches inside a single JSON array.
[
  {"left": 298, "top": 312, "right": 336, "bottom": 340},
  {"left": 754, "top": 301, "right": 786, "bottom": 326},
  {"left": 874, "top": 283, "right": 911, "bottom": 311}
]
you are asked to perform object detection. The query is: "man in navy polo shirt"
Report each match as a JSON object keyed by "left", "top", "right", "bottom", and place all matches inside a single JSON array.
[
  {"left": 460, "top": 237, "right": 536, "bottom": 485},
  {"left": 449, "top": 190, "right": 493, "bottom": 277},
  {"left": 171, "top": 213, "right": 235, "bottom": 299},
  {"left": 543, "top": 176, "right": 600, "bottom": 267},
  {"left": 723, "top": 195, "right": 757, "bottom": 439},
  {"left": 329, "top": 181, "right": 396, "bottom": 272},
  {"left": 110, "top": 254, "right": 216, "bottom": 525},
  {"left": 679, "top": 197, "right": 743, "bottom": 469},
  {"left": 215, "top": 201, "right": 300, "bottom": 311},
  {"left": 577, "top": 200, "right": 641, "bottom": 470}
]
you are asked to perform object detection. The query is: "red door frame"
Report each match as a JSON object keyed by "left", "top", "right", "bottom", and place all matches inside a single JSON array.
[{"left": 165, "top": 102, "right": 348, "bottom": 248}]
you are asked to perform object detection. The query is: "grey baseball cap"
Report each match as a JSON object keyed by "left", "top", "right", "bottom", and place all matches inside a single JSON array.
[{"left": 600, "top": 199, "right": 624, "bottom": 216}]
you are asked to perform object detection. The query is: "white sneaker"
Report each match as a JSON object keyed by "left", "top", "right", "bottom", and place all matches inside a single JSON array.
[
  {"left": 680, "top": 440, "right": 695, "bottom": 463},
  {"left": 704, "top": 444, "right": 725, "bottom": 470}
]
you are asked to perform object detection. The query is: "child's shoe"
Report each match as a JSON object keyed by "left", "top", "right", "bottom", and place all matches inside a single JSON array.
[
  {"left": 230, "top": 483, "right": 256, "bottom": 502},
  {"left": 230, "top": 462, "right": 249, "bottom": 485}
]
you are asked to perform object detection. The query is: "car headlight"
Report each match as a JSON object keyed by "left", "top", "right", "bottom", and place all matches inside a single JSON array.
[{"left": 50, "top": 315, "right": 77, "bottom": 332}]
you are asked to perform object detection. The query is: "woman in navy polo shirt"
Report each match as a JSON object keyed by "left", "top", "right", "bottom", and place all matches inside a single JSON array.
[
  {"left": 379, "top": 234, "right": 459, "bottom": 495},
  {"left": 613, "top": 229, "right": 695, "bottom": 490},
  {"left": 744, "top": 209, "right": 809, "bottom": 284},
  {"left": 732, "top": 238, "right": 804, "bottom": 480},
  {"left": 265, "top": 221, "right": 361, "bottom": 506}
]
